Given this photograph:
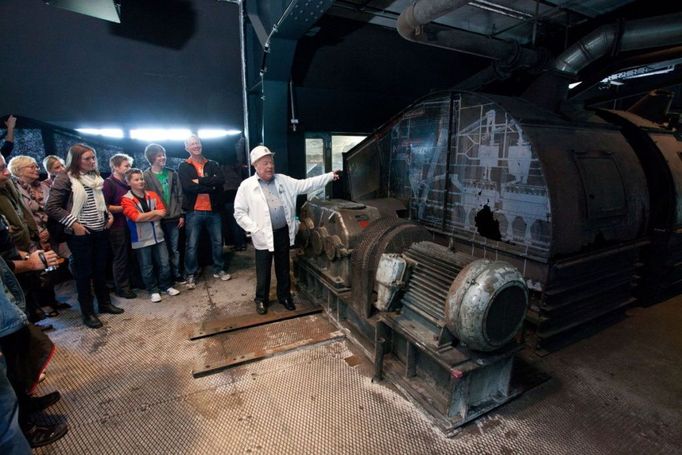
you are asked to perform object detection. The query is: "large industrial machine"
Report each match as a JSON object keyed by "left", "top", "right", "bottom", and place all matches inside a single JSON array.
[
  {"left": 595, "top": 100, "right": 682, "bottom": 303},
  {"left": 296, "top": 198, "right": 530, "bottom": 433},
  {"left": 293, "top": 88, "right": 682, "bottom": 431},
  {"left": 336, "top": 90, "right": 682, "bottom": 349}
]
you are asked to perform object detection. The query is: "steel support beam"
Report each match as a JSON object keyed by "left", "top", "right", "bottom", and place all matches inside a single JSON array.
[{"left": 242, "top": 0, "right": 333, "bottom": 173}]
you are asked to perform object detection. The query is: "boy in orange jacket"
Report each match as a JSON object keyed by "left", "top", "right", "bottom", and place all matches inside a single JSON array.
[{"left": 121, "top": 169, "right": 180, "bottom": 302}]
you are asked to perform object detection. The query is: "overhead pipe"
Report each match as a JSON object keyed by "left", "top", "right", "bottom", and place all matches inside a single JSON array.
[
  {"left": 553, "top": 12, "right": 682, "bottom": 75},
  {"left": 396, "top": 0, "right": 543, "bottom": 80},
  {"left": 397, "top": 0, "right": 470, "bottom": 36},
  {"left": 522, "top": 11, "right": 682, "bottom": 112}
]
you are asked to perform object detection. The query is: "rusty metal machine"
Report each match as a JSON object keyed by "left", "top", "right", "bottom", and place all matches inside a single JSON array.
[
  {"left": 297, "top": 199, "right": 382, "bottom": 290},
  {"left": 294, "top": 88, "right": 682, "bottom": 432},
  {"left": 341, "top": 90, "right": 664, "bottom": 351},
  {"left": 373, "top": 242, "right": 527, "bottom": 430},
  {"left": 595, "top": 106, "right": 682, "bottom": 302},
  {"left": 295, "top": 199, "right": 530, "bottom": 433}
]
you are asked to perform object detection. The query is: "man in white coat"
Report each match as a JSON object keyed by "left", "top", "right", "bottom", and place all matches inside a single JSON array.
[{"left": 234, "top": 146, "right": 339, "bottom": 315}]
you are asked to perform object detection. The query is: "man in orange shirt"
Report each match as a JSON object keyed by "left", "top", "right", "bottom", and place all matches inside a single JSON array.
[{"left": 177, "top": 135, "right": 230, "bottom": 289}]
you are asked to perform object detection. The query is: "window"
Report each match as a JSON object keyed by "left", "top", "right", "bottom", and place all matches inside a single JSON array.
[
  {"left": 305, "top": 134, "right": 366, "bottom": 200},
  {"left": 305, "top": 138, "right": 325, "bottom": 200}
]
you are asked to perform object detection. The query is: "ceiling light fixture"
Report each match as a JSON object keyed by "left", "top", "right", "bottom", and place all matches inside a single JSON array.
[
  {"left": 76, "top": 128, "right": 124, "bottom": 139},
  {"left": 198, "top": 129, "right": 242, "bottom": 139},
  {"left": 130, "top": 128, "right": 192, "bottom": 142}
]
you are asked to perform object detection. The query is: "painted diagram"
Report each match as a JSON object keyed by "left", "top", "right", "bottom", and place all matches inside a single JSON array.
[{"left": 385, "top": 93, "right": 552, "bottom": 252}]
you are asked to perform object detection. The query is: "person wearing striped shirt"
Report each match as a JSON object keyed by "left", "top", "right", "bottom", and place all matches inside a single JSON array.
[{"left": 45, "top": 144, "right": 124, "bottom": 329}]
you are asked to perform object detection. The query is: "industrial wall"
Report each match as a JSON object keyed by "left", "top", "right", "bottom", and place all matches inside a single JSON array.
[
  {"left": 291, "top": 16, "right": 488, "bottom": 134},
  {"left": 0, "top": 0, "right": 242, "bottom": 130}
]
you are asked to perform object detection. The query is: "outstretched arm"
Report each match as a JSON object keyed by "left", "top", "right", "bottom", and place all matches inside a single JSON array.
[
  {"left": 1, "top": 115, "right": 16, "bottom": 158},
  {"left": 292, "top": 170, "right": 339, "bottom": 195}
]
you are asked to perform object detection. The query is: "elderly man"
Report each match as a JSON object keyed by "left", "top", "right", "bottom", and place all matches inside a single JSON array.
[
  {"left": 234, "top": 146, "right": 339, "bottom": 315},
  {"left": 178, "top": 135, "right": 229, "bottom": 288}
]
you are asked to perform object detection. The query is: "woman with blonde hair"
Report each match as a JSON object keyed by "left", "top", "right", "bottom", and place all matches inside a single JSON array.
[
  {"left": 8, "top": 155, "right": 69, "bottom": 316},
  {"left": 45, "top": 144, "right": 124, "bottom": 328},
  {"left": 8, "top": 156, "right": 51, "bottom": 251},
  {"left": 39, "top": 155, "right": 70, "bottom": 258},
  {"left": 41, "top": 155, "right": 66, "bottom": 189}
]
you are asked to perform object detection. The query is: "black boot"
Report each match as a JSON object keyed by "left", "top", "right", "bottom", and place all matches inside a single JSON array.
[
  {"left": 114, "top": 288, "right": 137, "bottom": 299},
  {"left": 27, "top": 391, "right": 61, "bottom": 414},
  {"left": 100, "top": 303, "right": 124, "bottom": 314},
  {"left": 82, "top": 314, "right": 103, "bottom": 329},
  {"left": 279, "top": 297, "right": 296, "bottom": 311},
  {"left": 97, "top": 293, "right": 124, "bottom": 314},
  {"left": 24, "top": 421, "right": 69, "bottom": 448}
]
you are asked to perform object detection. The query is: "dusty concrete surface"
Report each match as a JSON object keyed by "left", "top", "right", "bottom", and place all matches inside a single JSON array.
[{"left": 30, "top": 247, "right": 682, "bottom": 454}]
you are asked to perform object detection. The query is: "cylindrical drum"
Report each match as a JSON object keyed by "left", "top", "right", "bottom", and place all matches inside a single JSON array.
[{"left": 445, "top": 259, "right": 528, "bottom": 351}]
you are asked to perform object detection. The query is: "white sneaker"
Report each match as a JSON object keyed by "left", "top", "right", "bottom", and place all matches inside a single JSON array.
[
  {"left": 166, "top": 287, "right": 180, "bottom": 296},
  {"left": 186, "top": 275, "right": 196, "bottom": 289},
  {"left": 213, "top": 271, "right": 231, "bottom": 281},
  {"left": 150, "top": 293, "right": 162, "bottom": 303}
]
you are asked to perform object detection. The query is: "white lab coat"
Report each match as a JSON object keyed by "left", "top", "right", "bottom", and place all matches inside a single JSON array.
[{"left": 234, "top": 172, "right": 334, "bottom": 251}]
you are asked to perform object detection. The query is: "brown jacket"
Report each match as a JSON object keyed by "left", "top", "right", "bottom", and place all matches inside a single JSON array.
[{"left": 0, "top": 179, "right": 38, "bottom": 251}]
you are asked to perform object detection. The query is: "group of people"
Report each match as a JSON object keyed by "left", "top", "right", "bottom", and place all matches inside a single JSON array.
[
  {"left": 42, "top": 135, "right": 235, "bottom": 328},
  {"left": 0, "top": 111, "right": 339, "bottom": 450}
]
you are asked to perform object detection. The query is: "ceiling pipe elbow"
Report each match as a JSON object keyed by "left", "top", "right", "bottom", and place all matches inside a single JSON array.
[
  {"left": 397, "top": 0, "right": 474, "bottom": 42},
  {"left": 553, "top": 12, "right": 682, "bottom": 76},
  {"left": 553, "top": 24, "right": 619, "bottom": 75},
  {"left": 397, "top": 0, "right": 544, "bottom": 90},
  {"left": 397, "top": 0, "right": 540, "bottom": 64},
  {"left": 396, "top": 4, "right": 419, "bottom": 41}
]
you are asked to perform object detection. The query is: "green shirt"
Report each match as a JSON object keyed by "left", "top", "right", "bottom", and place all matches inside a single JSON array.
[{"left": 153, "top": 169, "right": 171, "bottom": 206}]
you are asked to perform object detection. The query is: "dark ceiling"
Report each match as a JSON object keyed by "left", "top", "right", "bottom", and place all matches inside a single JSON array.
[
  {"left": 0, "top": 0, "right": 680, "bottom": 136},
  {"left": 0, "top": 0, "right": 242, "bottom": 129},
  {"left": 318, "top": 0, "right": 682, "bottom": 103}
]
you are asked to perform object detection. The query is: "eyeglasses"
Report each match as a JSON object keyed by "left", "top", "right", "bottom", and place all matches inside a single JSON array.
[{"left": 22, "top": 164, "right": 39, "bottom": 170}]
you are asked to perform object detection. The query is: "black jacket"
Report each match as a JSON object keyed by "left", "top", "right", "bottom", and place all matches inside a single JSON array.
[{"left": 177, "top": 158, "right": 224, "bottom": 212}]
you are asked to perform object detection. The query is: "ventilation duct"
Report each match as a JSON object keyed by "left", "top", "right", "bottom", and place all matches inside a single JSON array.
[
  {"left": 524, "top": 11, "right": 682, "bottom": 112},
  {"left": 396, "top": 0, "right": 541, "bottom": 69},
  {"left": 553, "top": 12, "right": 682, "bottom": 76}
]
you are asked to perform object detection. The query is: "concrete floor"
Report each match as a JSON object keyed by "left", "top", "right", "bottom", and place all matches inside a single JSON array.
[{"left": 30, "top": 248, "right": 682, "bottom": 454}]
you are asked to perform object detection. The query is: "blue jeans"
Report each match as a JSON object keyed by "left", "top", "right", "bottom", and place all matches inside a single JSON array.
[
  {"left": 161, "top": 220, "right": 181, "bottom": 279},
  {"left": 184, "top": 211, "right": 223, "bottom": 276},
  {"left": 135, "top": 242, "right": 172, "bottom": 293},
  {"left": 0, "top": 355, "right": 31, "bottom": 455},
  {"left": 0, "top": 257, "right": 27, "bottom": 338}
]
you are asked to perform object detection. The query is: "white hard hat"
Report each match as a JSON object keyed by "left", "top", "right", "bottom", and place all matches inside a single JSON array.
[{"left": 249, "top": 145, "right": 274, "bottom": 165}]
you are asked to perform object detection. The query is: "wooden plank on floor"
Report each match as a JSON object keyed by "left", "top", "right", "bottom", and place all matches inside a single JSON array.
[
  {"left": 191, "top": 330, "right": 344, "bottom": 378},
  {"left": 190, "top": 305, "right": 322, "bottom": 340}
]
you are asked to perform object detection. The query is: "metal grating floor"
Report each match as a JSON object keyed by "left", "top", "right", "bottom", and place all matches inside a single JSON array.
[{"left": 29, "top": 248, "right": 682, "bottom": 454}]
